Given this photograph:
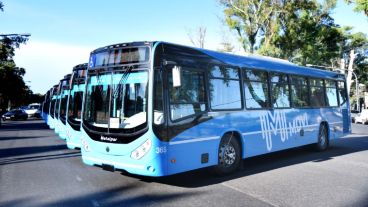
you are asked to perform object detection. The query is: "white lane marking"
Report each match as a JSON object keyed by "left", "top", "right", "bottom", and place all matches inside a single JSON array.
[
  {"left": 221, "top": 182, "right": 278, "bottom": 207},
  {"left": 76, "top": 175, "right": 82, "bottom": 182}
]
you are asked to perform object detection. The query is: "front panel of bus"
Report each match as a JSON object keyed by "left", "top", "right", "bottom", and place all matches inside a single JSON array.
[
  {"left": 57, "top": 80, "right": 71, "bottom": 140},
  {"left": 48, "top": 85, "right": 59, "bottom": 129},
  {"left": 65, "top": 65, "right": 87, "bottom": 149},
  {"left": 80, "top": 43, "right": 169, "bottom": 176},
  {"left": 42, "top": 90, "right": 51, "bottom": 122},
  {"left": 54, "top": 79, "right": 68, "bottom": 135}
]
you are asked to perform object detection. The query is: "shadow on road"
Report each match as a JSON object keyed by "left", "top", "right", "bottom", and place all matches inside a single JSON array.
[
  {"left": 0, "top": 119, "right": 50, "bottom": 131},
  {"left": 0, "top": 135, "right": 51, "bottom": 141},
  {"left": 137, "top": 135, "right": 368, "bottom": 188},
  {"left": 0, "top": 145, "right": 69, "bottom": 159},
  {"left": 0, "top": 151, "right": 80, "bottom": 166},
  {"left": 0, "top": 185, "right": 199, "bottom": 207}
]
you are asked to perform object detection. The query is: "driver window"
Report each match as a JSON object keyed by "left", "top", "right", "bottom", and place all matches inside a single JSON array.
[{"left": 168, "top": 67, "right": 207, "bottom": 121}]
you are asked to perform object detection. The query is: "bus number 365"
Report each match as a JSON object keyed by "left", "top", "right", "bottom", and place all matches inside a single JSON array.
[{"left": 155, "top": 147, "right": 167, "bottom": 154}]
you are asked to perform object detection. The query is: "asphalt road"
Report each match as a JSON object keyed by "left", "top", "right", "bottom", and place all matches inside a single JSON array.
[{"left": 1, "top": 119, "right": 368, "bottom": 207}]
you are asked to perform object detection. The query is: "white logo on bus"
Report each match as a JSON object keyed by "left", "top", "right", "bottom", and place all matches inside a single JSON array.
[{"left": 260, "top": 111, "right": 309, "bottom": 151}]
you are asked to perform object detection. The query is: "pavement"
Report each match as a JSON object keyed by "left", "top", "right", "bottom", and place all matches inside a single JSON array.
[{"left": 0, "top": 119, "right": 368, "bottom": 207}]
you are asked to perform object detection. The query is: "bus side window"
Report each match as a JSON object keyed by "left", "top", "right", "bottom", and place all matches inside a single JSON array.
[
  {"left": 325, "top": 80, "right": 338, "bottom": 107},
  {"left": 243, "top": 69, "right": 269, "bottom": 109},
  {"left": 153, "top": 69, "right": 164, "bottom": 125},
  {"left": 338, "top": 81, "right": 347, "bottom": 107},
  {"left": 310, "top": 78, "right": 326, "bottom": 107},
  {"left": 168, "top": 67, "right": 207, "bottom": 121},
  {"left": 290, "top": 75, "right": 309, "bottom": 107},
  {"left": 270, "top": 72, "right": 290, "bottom": 108},
  {"left": 209, "top": 65, "right": 242, "bottom": 110}
]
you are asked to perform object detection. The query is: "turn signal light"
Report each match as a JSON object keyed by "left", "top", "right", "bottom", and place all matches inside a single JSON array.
[{"left": 131, "top": 139, "right": 152, "bottom": 160}]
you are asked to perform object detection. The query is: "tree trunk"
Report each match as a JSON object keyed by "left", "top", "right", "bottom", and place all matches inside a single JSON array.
[{"left": 347, "top": 49, "right": 355, "bottom": 95}]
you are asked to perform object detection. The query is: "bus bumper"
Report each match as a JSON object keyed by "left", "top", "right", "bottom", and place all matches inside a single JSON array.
[
  {"left": 65, "top": 124, "right": 82, "bottom": 150},
  {"left": 80, "top": 129, "right": 167, "bottom": 177}
]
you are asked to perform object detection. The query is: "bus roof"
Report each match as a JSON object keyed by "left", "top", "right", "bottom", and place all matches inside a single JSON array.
[
  {"left": 158, "top": 41, "right": 345, "bottom": 81},
  {"left": 89, "top": 41, "right": 345, "bottom": 81},
  {"left": 73, "top": 63, "right": 88, "bottom": 71}
]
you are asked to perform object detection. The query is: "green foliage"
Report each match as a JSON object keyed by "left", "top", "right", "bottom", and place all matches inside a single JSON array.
[
  {"left": 221, "top": 0, "right": 368, "bottom": 93},
  {"left": 221, "top": 0, "right": 276, "bottom": 53},
  {"left": 269, "top": 0, "right": 343, "bottom": 66},
  {"left": 338, "top": 27, "right": 368, "bottom": 87},
  {"left": 0, "top": 1, "right": 34, "bottom": 110},
  {"left": 221, "top": 0, "right": 343, "bottom": 66},
  {"left": 0, "top": 63, "right": 29, "bottom": 109},
  {"left": 345, "top": 0, "right": 368, "bottom": 16},
  {"left": 0, "top": 35, "right": 29, "bottom": 61}
]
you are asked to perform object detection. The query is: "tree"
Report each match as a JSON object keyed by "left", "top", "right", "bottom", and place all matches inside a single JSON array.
[
  {"left": 345, "top": 0, "right": 368, "bottom": 16},
  {"left": 338, "top": 27, "right": 368, "bottom": 95},
  {"left": 221, "top": 0, "right": 344, "bottom": 66},
  {"left": 218, "top": 41, "right": 235, "bottom": 52},
  {"left": 0, "top": 1, "right": 31, "bottom": 111},
  {"left": 275, "top": 0, "right": 343, "bottom": 66},
  {"left": 220, "top": 0, "right": 276, "bottom": 53},
  {"left": 187, "top": 26, "right": 207, "bottom": 48}
]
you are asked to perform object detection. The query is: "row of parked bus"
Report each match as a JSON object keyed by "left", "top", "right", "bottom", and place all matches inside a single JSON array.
[
  {"left": 42, "top": 63, "right": 87, "bottom": 149},
  {"left": 41, "top": 41, "right": 351, "bottom": 177}
]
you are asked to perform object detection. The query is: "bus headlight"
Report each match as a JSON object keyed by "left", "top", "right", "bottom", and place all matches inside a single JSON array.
[
  {"left": 131, "top": 139, "right": 152, "bottom": 160},
  {"left": 81, "top": 138, "right": 90, "bottom": 152}
]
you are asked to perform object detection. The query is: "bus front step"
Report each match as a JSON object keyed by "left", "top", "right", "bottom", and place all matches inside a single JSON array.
[{"left": 102, "top": 163, "right": 115, "bottom": 172}]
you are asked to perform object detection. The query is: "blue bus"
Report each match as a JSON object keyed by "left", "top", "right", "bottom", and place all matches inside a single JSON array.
[
  {"left": 80, "top": 41, "right": 351, "bottom": 176},
  {"left": 65, "top": 63, "right": 87, "bottom": 149},
  {"left": 47, "top": 84, "right": 60, "bottom": 129},
  {"left": 55, "top": 74, "right": 72, "bottom": 139}
]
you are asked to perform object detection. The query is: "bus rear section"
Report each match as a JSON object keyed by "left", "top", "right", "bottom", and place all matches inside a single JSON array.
[{"left": 65, "top": 63, "right": 87, "bottom": 149}]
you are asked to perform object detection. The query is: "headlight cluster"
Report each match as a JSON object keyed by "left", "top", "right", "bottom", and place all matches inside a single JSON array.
[
  {"left": 81, "top": 137, "right": 90, "bottom": 152},
  {"left": 131, "top": 139, "right": 151, "bottom": 160}
]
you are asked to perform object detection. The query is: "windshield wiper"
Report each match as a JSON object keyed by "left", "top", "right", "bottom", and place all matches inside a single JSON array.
[{"left": 112, "top": 66, "right": 134, "bottom": 98}]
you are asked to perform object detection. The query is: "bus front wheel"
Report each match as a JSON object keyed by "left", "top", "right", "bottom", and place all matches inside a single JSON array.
[
  {"left": 213, "top": 133, "right": 241, "bottom": 175},
  {"left": 315, "top": 124, "right": 329, "bottom": 151}
]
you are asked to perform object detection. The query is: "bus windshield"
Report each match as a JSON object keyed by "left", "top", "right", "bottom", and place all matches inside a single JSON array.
[
  {"left": 50, "top": 98, "right": 56, "bottom": 118},
  {"left": 59, "top": 90, "right": 69, "bottom": 123},
  {"left": 68, "top": 87, "right": 83, "bottom": 122},
  {"left": 83, "top": 70, "right": 148, "bottom": 131},
  {"left": 68, "top": 69, "right": 86, "bottom": 123}
]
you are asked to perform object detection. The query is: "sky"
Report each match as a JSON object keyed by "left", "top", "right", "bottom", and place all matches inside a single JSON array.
[{"left": 1, "top": 0, "right": 367, "bottom": 94}]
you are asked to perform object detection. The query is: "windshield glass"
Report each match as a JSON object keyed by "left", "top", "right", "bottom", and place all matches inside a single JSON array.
[
  {"left": 55, "top": 95, "right": 61, "bottom": 119},
  {"left": 59, "top": 89, "right": 69, "bottom": 122},
  {"left": 83, "top": 70, "right": 148, "bottom": 131},
  {"left": 68, "top": 85, "right": 84, "bottom": 122},
  {"left": 92, "top": 47, "right": 150, "bottom": 67},
  {"left": 50, "top": 98, "right": 56, "bottom": 118}
]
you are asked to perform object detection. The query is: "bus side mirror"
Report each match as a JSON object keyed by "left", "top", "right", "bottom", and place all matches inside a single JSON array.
[{"left": 172, "top": 66, "right": 182, "bottom": 87}]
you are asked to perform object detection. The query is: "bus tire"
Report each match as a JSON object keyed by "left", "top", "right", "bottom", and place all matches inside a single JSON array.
[
  {"left": 315, "top": 124, "right": 329, "bottom": 151},
  {"left": 213, "top": 133, "right": 241, "bottom": 175}
]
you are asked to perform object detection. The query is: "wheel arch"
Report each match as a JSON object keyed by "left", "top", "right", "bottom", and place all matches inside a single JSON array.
[
  {"left": 320, "top": 121, "right": 330, "bottom": 140},
  {"left": 220, "top": 130, "right": 243, "bottom": 158}
]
